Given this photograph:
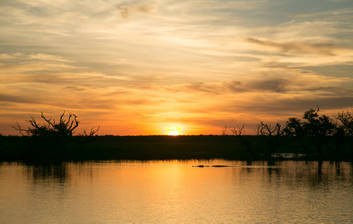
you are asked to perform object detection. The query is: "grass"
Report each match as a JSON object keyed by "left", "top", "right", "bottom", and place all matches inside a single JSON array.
[{"left": 0, "top": 135, "right": 352, "bottom": 162}]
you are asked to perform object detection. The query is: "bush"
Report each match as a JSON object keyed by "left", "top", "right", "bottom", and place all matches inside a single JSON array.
[{"left": 14, "top": 112, "right": 79, "bottom": 137}]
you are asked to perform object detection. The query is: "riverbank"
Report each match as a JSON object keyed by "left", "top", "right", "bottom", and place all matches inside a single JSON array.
[{"left": 0, "top": 135, "right": 352, "bottom": 162}]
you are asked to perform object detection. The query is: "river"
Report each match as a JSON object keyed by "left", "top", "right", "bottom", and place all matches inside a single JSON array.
[{"left": 0, "top": 160, "right": 352, "bottom": 223}]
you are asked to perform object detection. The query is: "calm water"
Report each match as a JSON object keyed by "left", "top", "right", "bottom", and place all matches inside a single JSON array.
[{"left": 0, "top": 160, "right": 352, "bottom": 224}]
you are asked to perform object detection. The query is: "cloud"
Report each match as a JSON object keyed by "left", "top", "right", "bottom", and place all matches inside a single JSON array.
[
  {"left": 0, "top": 93, "right": 36, "bottom": 103},
  {"left": 63, "top": 86, "right": 86, "bottom": 92},
  {"left": 246, "top": 37, "right": 338, "bottom": 56},
  {"left": 1, "top": 0, "right": 353, "bottom": 134},
  {"left": 226, "top": 95, "right": 353, "bottom": 115},
  {"left": 0, "top": 53, "right": 17, "bottom": 60},
  {"left": 172, "top": 82, "right": 222, "bottom": 94},
  {"left": 28, "top": 53, "right": 72, "bottom": 63},
  {"left": 173, "top": 71, "right": 350, "bottom": 95},
  {"left": 117, "top": 2, "right": 156, "bottom": 19},
  {"left": 226, "top": 78, "right": 289, "bottom": 93}
]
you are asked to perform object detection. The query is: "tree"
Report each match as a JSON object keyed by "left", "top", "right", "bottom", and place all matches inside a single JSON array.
[
  {"left": 82, "top": 127, "right": 100, "bottom": 137},
  {"left": 302, "top": 108, "right": 335, "bottom": 136},
  {"left": 283, "top": 108, "right": 335, "bottom": 137},
  {"left": 221, "top": 125, "right": 228, "bottom": 135},
  {"left": 337, "top": 111, "right": 353, "bottom": 136},
  {"left": 230, "top": 124, "right": 245, "bottom": 136},
  {"left": 282, "top": 118, "right": 304, "bottom": 136},
  {"left": 256, "top": 121, "right": 282, "bottom": 136},
  {"left": 14, "top": 112, "right": 79, "bottom": 137}
]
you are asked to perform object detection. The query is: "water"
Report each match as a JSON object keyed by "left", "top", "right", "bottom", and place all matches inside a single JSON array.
[{"left": 0, "top": 160, "right": 352, "bottom": 224}]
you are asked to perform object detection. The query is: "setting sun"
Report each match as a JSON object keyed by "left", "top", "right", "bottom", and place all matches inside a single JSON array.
[
  {"left": 165, "top": 126, "right": 183, "bottom": 136},
  {"left": 167, "top": 130, "right": 180, "bottom": 136}
]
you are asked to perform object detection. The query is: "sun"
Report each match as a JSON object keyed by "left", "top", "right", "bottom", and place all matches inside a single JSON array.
[
  {"left": 165, "top": 125, "right": 183, "bottom": 136},
  {"left": 167, "top": 130, "right": 180, "bottom": 136}
]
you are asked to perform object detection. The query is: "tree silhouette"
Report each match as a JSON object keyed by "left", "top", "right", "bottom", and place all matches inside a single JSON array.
[
  {"left": 256, "top": 122, "right": 282, "bottom": 136},
  {"left": 14, "top": 112, "right": 79, "bottom": 137},
  {"left": 337, "top": 111, "right": 353, "bottom": 136},
  {"left": 230, "top": 124, "right": 245, "bottom": 136},
  {"left": 282, "top": 118, "right": 304, "bottom": 136},
  {"left": 302, "top": 108, "right": 335, "bottom": 136},
  {"left": 283, "top": 108, "right": 335, "bottom": 137}
]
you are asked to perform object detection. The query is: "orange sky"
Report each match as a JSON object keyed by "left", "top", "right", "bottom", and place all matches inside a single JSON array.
[{"left": 0, "top": 0, "right": 353, "bottom": 135}]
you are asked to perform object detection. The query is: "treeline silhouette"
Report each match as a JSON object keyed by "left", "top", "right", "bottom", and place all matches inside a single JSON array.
[
  {"left": 255, "top": 107, "right": 352, "bottom": 137},
  {"left": 248, "top": 108, "right": 353, "bottom": 161},
  {"left": 0, "top": 109, "right": 352, "bottom": 162}
]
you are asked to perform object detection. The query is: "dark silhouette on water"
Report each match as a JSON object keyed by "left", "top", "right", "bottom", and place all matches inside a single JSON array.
[{"left": 25, "top": 162, "right": 68, "bottom": 183}]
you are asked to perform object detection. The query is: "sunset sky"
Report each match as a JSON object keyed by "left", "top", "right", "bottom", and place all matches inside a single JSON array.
[{"left": 1, "top": 0, "right": 353, "bottom": 135}]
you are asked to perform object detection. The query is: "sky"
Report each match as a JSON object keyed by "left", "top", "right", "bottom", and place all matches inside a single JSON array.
[{"left": 0, "top": 0, "right": 353, "bottom": 135}]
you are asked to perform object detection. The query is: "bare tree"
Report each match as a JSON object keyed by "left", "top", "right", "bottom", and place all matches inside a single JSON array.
[
  {"left": 222, "top": 125, "right": 228, "bottom": 135},
  {"left": 82, "top": 126, "right": 100, "bottom": 137},
  {"left": 14, "top": 112, "right": 79, "bottom": 137},
  {"left": 230, "top": 124, "right": 245, "bottom": 136},
  {"left": 256, "top": 121, "right": 282, "bottom": 136}
]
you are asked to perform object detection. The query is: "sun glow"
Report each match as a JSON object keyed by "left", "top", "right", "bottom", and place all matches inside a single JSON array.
[
  {"left": 167, "top": 130, "right": 180, "bottom": 136},
  {"left": 165, "top": 125, "right": 183, "bottom": 136}
]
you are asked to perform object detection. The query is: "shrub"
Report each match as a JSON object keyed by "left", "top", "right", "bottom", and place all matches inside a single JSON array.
[{"left": 14, "top": 112, "right": 79, "bottom": 137}]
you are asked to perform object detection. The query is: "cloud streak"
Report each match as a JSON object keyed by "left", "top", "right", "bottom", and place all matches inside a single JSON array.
[
  {"left": 246, "top": 37, "right": 338, "bottom": 56},
  {"left": 117, "top": 2, "right": 157, "bottom": 19},
  {"left": 0, "top": 0, "right": 353, "bottom": 134}
]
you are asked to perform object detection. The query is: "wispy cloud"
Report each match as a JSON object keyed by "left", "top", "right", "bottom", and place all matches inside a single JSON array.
[
  {"left": 246, "top": 38, "right": 338, "bottom": 55},
  {"left": 117, "top": 1, "right": 157, "bottom": 19},
  {"left": 0, "top": 0, "right": 353, "bottom": 134}
]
